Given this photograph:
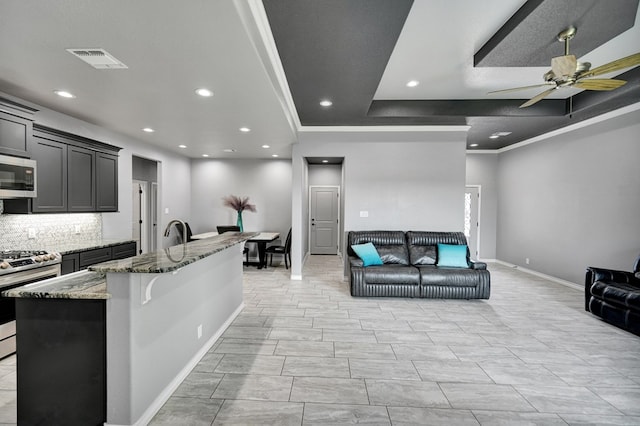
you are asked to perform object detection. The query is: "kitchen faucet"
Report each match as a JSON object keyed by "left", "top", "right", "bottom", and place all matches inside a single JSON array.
[{"left": 163, "top": 219, "right": 187, "bottom": 244}]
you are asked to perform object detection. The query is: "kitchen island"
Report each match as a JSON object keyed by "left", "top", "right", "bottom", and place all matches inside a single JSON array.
[{"left": 2, "top": 232, "right": 255, "bottom": 426}]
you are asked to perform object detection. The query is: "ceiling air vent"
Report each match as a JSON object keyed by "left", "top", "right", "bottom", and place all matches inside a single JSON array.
[{"left": 66, "top": 48, "right": 128, "bottom": 69}]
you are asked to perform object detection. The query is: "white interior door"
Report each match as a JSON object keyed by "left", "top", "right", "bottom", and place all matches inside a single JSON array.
[
  {"left": 464, "top": 186, "right": 480, "bottom": 259},
  {"left": 310, "top": 186, "right": 339, "bottom": 255}
]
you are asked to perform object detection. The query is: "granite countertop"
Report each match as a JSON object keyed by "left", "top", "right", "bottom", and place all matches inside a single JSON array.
[
  {"left": 89, "top": 232, "right": 257, "bottom": 274},
  {"left": 2, "top": 270, "right": 108, "bottom": 300},
  {"left": 51, "top": 239, "right": 136, "bottom": 255}
]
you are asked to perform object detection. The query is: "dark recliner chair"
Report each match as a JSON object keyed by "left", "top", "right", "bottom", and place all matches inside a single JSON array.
[{"left": 585, "top": 256, "right": 640, "bottom": 336}]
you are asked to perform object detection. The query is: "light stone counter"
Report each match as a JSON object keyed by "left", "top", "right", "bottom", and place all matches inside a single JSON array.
[
  {"left": 89, "top": 232, "right": 257, "bottom": 273},
  {"left": 2, "top": 270, "right": 108, "bottom": 299}
]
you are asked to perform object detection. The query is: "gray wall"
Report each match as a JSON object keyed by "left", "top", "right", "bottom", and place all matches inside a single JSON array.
[
  {"left": 465, "top": 153, "right": 499, "bottom": 259},
  {"left": 190, "top": 158, "right": 292, "bottom": 240},
  {"left": 309, "top": 164, "right": 342, "bottom": 186},
  {"left": 496, "top": 109, "right": 640, "bottom": 284},
  {"left": 292, "top": 134, "right": 468, "bottom": 277}
]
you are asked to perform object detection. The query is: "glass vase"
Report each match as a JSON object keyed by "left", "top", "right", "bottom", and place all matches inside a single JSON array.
[{"left": 236, "top": 211, "right": 243, "bottom": 232}]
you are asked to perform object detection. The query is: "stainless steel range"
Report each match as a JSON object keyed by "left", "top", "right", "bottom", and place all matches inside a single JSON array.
[{"left": 0, "top": 249, "right": 61, "bottom": 358}]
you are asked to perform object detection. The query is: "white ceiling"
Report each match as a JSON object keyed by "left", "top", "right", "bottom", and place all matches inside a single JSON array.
[
  {"left": 375, "top": 0, "right": 640, "bottom": 101},
  {"left": 1, "top": 0, "right": 638, "bottom": 158}
]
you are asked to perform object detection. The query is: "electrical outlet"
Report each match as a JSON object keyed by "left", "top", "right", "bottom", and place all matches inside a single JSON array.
[
  {"left": 165, "top": 207, "right": 169, "bottom": 214},
  {"left": 525, "top": 258, "right": 530, "bottom": 265},
  {"left": 75, "top": 225, "right": 81, "bottom": 234},
  {"left": 360, "top": 211, "right": 369, "bottom": 218},
  {"left": 28, "top": 228, "right": 36, "bottom": 239},
  {"left": 197, "top": 324, "right": 202, "bottom": 339}
]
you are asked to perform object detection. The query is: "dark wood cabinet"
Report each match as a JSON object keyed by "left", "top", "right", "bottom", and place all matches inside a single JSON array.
[
  {"left": 61, "top": 242, "right": 136, "bottom": 275},
  {"left": 68, "top": 145, "right": 96, "bottom": 212},
  {"left": 111, "top": 242, "right": 136, "bottom": 260},
  {"left": 0, "top": 98, "right": 36, "bottom": 158},
  {"left": 60, "top": 253, "right": 79, "bottom": 275},
  {"left": 79, "top": 247, "right": 112, "bottom": 268},
  {"left": 3, "top": 125, "right": 120, "bottom": 214},
  {"left": 32, "top": 138, "right": 68, "bottom": 212},
  {"left": 96, "top": 152, "right": 118, "bottom": 212}
]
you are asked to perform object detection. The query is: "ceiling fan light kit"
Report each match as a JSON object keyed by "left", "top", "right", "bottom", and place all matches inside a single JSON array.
[{"left": 489, "top": 26, "right": 640, "bottom": 108}]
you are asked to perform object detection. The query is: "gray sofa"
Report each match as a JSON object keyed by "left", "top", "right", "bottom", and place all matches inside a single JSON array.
[{"left": 347, "top": 230, "right": 490, "bottom": 299}]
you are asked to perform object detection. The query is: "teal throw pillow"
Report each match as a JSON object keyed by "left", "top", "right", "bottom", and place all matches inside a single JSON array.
[
  {"left": 437, "top": 243, "right": 469, "bottom": 268},
  {"left": 351, "top": 242, "right": 383, "bottom": 267}
]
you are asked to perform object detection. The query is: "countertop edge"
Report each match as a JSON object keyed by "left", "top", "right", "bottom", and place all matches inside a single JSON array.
[
  {"left": 88, "top": 232, "right": 258, "bottom": 274},
  {"left": 1, "top": 270, "right": 109, "bottom": 300}
]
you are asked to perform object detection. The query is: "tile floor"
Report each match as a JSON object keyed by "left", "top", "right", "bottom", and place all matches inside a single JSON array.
[{"left": 1, "top": 256, "right": 639, "bottom": 425}]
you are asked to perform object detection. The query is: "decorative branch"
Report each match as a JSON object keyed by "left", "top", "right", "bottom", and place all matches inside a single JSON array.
[{"left": 222, "top": 195, "right": 257, "bottom": 213}]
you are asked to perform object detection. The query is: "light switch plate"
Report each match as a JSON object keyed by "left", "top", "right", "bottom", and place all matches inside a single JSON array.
[
  {"left": 360, "top": 211, "right": 369, "bottom": 218},
  {"left": 28, "top": 228, "right": 36, "bottom": 239}
]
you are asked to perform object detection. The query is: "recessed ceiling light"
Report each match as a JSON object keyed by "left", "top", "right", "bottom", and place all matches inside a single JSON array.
[
  {"left": 262, "top": 145, "right": 270, "bottom": 149},
  {"left": 239, "top": 127, "right": 251, "bottom": 133},
  {"left": 178, "top": 145, "right": 187, "bottom": 149},
  {"left": 195, "top": 88, "right": 213, "bottom": 97},
  {"left": 319, "top": 99, "right": 332, "bottom": 107},
  {"left": 489, "top": 135, "right": 499, "bottom": 139},
  {"left": 142, "top": 127, "right": 155, "bottom": 133},
  {"left": 272, "top": 154, "right": 279, "bottom": 158},
  {"left": 202, "top": 154, "right": 209, "bottom": 157},
  {"left": 223, "top": 149, "right": 236, "bottom": 153},
  {"left": 54, "top": 90, "right": 75, "bottom": 98},
  {"left": 469, "top": 143, "right": 479, "bottom": 147},
  {"left": 322, "top": 160, "right": 329, "bottom": 163},
  {"left": 406, "top": 80, "right": 419, "bottom": 87}
]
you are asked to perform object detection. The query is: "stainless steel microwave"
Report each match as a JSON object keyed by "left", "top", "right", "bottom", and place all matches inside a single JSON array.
[{"left": 0, "top": 154, "right": 37, "bottom": 199}]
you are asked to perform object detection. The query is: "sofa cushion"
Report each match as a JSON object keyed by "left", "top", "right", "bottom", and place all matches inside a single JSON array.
[
  {"left": 376, "top": 245, "right": 410, "bottom": 265},
  {"left": 351, "top": 242, "right": 383, "bottom": 267},
  {"left": 416, "top": 266, "right": 480, "bottom": 287},
  {"left": 409, "top": 245, "right": 437, "bottom": 265},
  {"left": 348, "top": 231, "right": 409, "bottom": 265},
  {"left": 591, "top": 281, "right": 640, "bottom": 310},
  {"left": 437, "top": 244, "right": 469, "bottom": 268},
  {"left": 363, "top": 265, "right": 420, "bottom": 285}
]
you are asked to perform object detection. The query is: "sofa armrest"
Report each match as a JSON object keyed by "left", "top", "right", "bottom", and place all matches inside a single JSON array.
[
  {"left": 585, "top": 267, "right": 640, "bottom": 311},
  {"left": 349, "top": 256, "right": 364, "bottom": 267},
  {"left": 469, "top": 260, "right": 487, "bottom": 270}
]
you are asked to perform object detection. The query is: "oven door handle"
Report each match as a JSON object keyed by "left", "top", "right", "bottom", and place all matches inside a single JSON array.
[{"left": 0, "top": 264, "right": 61, "bottom": 289}]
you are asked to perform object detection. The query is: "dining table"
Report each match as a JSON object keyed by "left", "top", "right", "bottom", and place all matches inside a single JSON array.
[{"left": 191, "top": 231, "right": 280, "bottom": 269}]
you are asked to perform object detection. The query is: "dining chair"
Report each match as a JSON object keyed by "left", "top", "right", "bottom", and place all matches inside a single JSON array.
[
  {"left": 217, "top": 225, "right": 249, "bottom": 262},
  {"left": 175, "top": 222, "right": 194, "bottom": 243},
  {"left": 265, "top": 227, "right": 292, "bottom": 269}
]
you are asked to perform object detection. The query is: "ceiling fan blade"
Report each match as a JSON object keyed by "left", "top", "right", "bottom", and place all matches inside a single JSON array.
[
  {"left": 551, "top": 55, "right": 577, "bottom": 77},
  {"left": 488, "top": 83, "right": 555, "bottom": 95},
  {"left": 578, "top": 52, "right": 640, "bottom": 78},
  {"left": 519, "top": 87, "right": 557, "bottom": 108},
  {"left": 573, "top": 78, "right": 627, "bottom": 91}
]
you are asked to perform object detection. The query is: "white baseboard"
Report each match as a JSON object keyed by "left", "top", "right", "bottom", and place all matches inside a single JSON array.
[
  {"left": 493, "top": 260, "right": 582, "bottom": 291},
  {"left": 117, "top": 302, "right": 245, "bottom": 426}
]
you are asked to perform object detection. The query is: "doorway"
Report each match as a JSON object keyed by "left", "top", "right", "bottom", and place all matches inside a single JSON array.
[
  {"left": 132, "top": 156, "right": 159, "bottom": 254},
  {"left": 464, "top": 186, "right": 480, "bottom": 259},
  {"left": 309, "top": 186, "right": 340, "bottom": 255},
  {"left": 132, "top": 181, "right": 147, "bottom": 254}
]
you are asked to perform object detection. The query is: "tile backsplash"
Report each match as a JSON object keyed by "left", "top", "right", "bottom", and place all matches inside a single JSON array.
[{"left": 0, "top": 201, "right": 102, "bottom": 250}]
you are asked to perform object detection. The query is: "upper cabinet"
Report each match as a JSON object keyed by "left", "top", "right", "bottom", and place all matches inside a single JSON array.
[
  {"left": 0, "top": 98, "right": 37, "bottom": 158},
  {"left": 3, "top": 125, "right": 121, "bottom": 214}
]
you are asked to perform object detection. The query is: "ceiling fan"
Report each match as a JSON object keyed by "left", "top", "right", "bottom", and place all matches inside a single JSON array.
[{"left": 490, "top": 26, "right": 640, "bottom": 108}]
